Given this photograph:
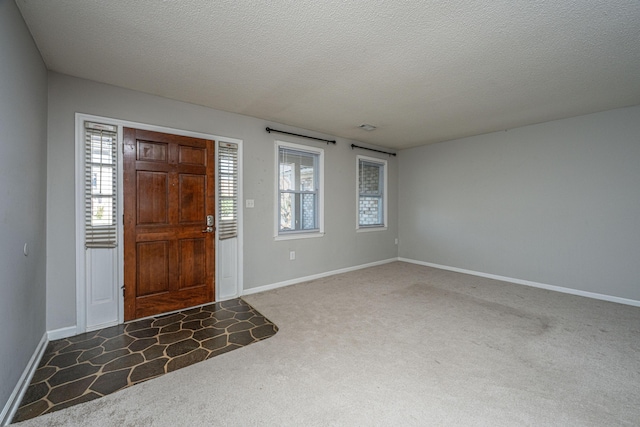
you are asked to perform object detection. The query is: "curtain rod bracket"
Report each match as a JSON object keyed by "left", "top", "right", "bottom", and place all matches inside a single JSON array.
[{"left": 266, "top": 127, "right": 336, "bottom": 145}]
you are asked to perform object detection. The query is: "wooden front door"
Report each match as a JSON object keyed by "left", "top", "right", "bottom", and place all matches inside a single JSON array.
[{"left": 123, "top": 128, "right": 215, "bottom": 321}]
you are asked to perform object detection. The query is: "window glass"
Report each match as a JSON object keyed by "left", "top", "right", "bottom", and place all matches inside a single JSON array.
[
  {"left": 358, "top": 157, "right": 386, "bottom": 228},
  {"left": 277, "top": 143, "right": 323, "bottom": 235},
  {"left": 85, "top": 122, "right": 118, "bottom": 247},
  {"left": 218, "top": 142, "right": 238, "bottom": 240}
]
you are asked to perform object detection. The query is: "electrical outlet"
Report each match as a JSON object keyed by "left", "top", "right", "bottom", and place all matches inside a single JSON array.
[
  {"left": 289, "top": 251, "right": 296, "bottom": 260},
  {"left": 245, "top": 199, "right": 254, "bottom": 208},
  {"left": 395, "top": 238, "right": 399, "bottom": 245}
]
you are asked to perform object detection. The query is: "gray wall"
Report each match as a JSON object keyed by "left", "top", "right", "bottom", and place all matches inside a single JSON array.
[
  {"left": 399, "top": 105, "right": 640, "bottom": 301},
  {"left": 0, "top": 0, "right": 48, "bottom": 412},
  {"left": 47, "top": 72, "right": 398, "bottom": 331}
]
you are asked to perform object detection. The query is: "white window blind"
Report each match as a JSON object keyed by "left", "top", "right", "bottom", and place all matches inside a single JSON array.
[
  {"left": 218, "top": 141, "right": 238, "bottom": 240},
  {"left": 84, "top": 121, "right": 118, "bottom": 248}
]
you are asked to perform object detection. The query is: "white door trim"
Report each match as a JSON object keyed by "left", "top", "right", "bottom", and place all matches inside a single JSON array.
[{"left": 75, "top": 113, "right": 243, "bottom": 333}]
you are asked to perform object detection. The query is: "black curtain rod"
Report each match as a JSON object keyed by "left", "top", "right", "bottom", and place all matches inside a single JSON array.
[
  {"left": 351, "top": 144, "right": 396, "bottom": 157},
  {"left": 266, "top": 127, "right": 336, "bottom": 145}
]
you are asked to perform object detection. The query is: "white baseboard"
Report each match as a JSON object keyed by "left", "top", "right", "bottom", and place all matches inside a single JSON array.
[
  {"left": 242, "top": 258, "right": 397, "bottom": 296},
  {"left": 1, "top": 332, "right": 48, "bottom": 426},
  {"left": 399, "top": 258, "right": 640, "bottom": 307},
  {"left": 47, "top": 325, "right": 78, "bottom": 341}
]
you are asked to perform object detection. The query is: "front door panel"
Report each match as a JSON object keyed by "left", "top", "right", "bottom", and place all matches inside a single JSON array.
[{"left": 123, "top": 128, "right": 215, "bottom": 321}]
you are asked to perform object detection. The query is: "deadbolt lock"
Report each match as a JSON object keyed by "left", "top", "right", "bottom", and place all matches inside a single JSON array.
[{"left": 202, "top": 215, "right": 215, "bottom": 233}]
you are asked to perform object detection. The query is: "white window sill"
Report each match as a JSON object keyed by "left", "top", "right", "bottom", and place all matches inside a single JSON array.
[
  {"left": 275, "top": 232, "right": 325, "bottom": 241},
  {"left": 356, "top": 226, "right": 387, "bottom": 233}
]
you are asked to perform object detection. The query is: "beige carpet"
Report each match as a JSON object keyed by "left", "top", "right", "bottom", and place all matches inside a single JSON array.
[{"left": 13, "top": 262, "right": 640, "bottom": 426}]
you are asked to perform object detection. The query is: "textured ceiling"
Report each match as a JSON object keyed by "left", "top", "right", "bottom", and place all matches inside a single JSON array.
[{"left": 16, "top": 0, "right": 640, "bottom": 149}]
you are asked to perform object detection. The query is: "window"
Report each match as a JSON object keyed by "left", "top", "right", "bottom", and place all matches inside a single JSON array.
[
  {"left": 218, "top": 142, "right": 238, "bottom": 240},
  {"left": 357, "top": 155, "right": 387, "bottom": 229},
  {"left": 84, "top": 121, "right": 118, "bottom": 247},
  {"left": 276, "top": 141, "right": 324, "bottom": 237}
]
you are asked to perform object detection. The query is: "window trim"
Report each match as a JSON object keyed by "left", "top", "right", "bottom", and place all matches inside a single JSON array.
[
  {"left": 274, "top": 140, "right": 325, "bottom": 240},
  {"left": 356, "top": 155, "right": 388, "bottom": 232}
]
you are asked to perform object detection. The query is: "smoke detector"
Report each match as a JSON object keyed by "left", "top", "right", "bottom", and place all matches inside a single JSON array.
[{"left": 359, "top": 124, "right": 377, "bottom": 131}]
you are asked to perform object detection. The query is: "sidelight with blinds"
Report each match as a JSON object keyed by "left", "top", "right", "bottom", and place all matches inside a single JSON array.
[
  {"left": 84, "top": 121, "right": 118, "bottom": 248},
  {"left": 218, "top": 141, "right": 238, "bottom": 240}
]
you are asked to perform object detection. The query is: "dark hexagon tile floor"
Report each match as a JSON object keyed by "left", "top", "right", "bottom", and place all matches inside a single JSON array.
[{"left": 13, "top": 298, "right": 278, "bottom": 423}]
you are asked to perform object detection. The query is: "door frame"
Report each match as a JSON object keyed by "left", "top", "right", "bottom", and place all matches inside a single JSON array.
[{"left": 74, "top": 113, "right": 243, "bottom": 333}]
